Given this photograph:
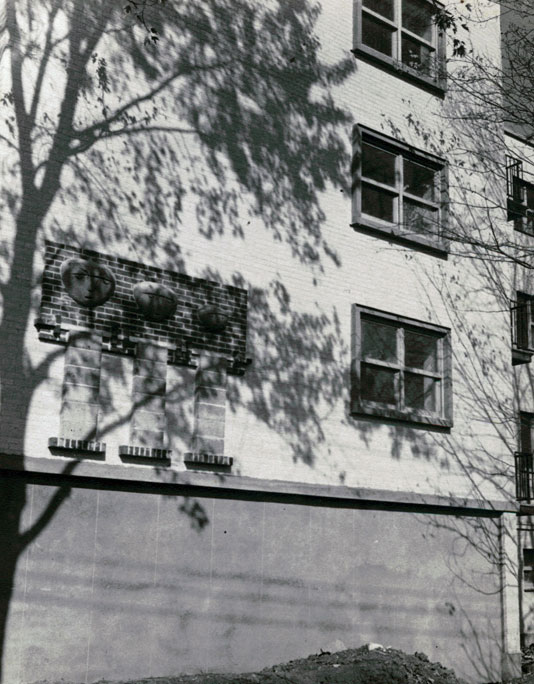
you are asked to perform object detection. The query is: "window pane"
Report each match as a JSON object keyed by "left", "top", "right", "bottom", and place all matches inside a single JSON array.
[
  {"left": 362, "top": 13, "right": 395, "bottom": 56},
  {"left": 362, "top": 319, "right": 397, "bottom": 362},
  {"left": 402, "top": 0, "right": 434, "bottom": 42},
  {"left": 401, "top": 34, "right": 434, "bottom": 75},
  {"left": 362, "top": 143, "right": 396, "bottom": 186},
  {"left": 363, "top": 0, "right": 394, "bottom": 21},
  {"left": 405, "top": 373, "right": 439, "bottom": 413},
  {"left": 361, "top": 363, "right": 397, "bottom": 405},
  {"left": 405, "top": 330, "right": 438, "bottom": 371},
  {"left": 403, "top": 199, "right": 438, "bottom": 235},
  {"left": 363, "top": 183, "right": 395, "bottom": 222},
  {"left": 512, "top": 176, "right": 523, "bottom": 202},
  {"left": 526, "top": 185, "right": 534, "bottom": 211},
  {"left": 403, "top": 159, "right": 436, "bottom": 201},
  {"left": 520, "top": 413, "right": 533, "bottom": 453},
  {"left": 516, "top": 298, "right": 532, "bottom": 349}
]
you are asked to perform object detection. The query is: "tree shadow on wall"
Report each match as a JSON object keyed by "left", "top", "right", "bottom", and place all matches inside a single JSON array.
[{"left": 0, "top": 0, "right": 355, "bottom": 679}]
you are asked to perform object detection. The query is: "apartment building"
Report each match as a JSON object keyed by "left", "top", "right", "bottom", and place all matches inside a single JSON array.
[{"left": 0, "top": 1, "right": 526, "bottom": 682}]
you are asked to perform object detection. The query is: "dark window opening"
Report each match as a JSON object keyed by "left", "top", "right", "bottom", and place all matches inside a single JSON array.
[{"left": 352, "top": 305, "right": 452, "bottom": 428}]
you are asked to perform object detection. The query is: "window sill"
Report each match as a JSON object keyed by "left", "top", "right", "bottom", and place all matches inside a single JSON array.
[
  {"left": 48, "top": 437, "right": 106, "bottom": 458},
  {"left": 513, "top": 345, "right": 534, "bottom": 366},
  {"left": 351, "top": 402, "right": 452, "bottom": 430},
  {"left": 351, "top": 217, "right": 449, "bottom": 257},
  {"left": 351, "top": 45, "right": 446, "bottom": 97},
  {"left": 119, "top": 445, "right": 171, "bottom": 463},
  {"left": 184, "top": 452, "right": 233, "bottom": 467}
]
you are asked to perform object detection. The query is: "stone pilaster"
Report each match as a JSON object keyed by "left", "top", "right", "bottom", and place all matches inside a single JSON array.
[
  {"left": 59, "top": 331, "right": 102, "bottom": 441},
  {"left": 130, "top": 342, "right": 168, "bottom": 448},
  {"left": 186, "top": 352, "right": 232, "bottom": 467}
]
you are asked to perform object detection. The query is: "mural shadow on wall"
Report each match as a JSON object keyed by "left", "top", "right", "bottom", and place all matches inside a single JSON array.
[{"left": 0, "top": 0, "right": 357, "bottom": 679}]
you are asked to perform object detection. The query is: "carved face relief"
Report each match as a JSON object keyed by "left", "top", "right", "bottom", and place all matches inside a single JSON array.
[
  {"left": 60, "top": 258, "right": 115, "bottom": 307},
  {"left": 195, "top": 305, "right": 229, "bottom": 333},
  {"left": 133, "top": 282, "right": 177, "bottom": 322}
]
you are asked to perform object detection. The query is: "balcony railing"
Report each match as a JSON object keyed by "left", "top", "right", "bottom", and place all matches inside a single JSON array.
[{"left": 516, "top": 451, "right": 534, "bottom": 501}]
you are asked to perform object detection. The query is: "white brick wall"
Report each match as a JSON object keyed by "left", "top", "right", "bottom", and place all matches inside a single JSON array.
[{"left": 0, "top": 0, "right": 519, "bottom": 504}]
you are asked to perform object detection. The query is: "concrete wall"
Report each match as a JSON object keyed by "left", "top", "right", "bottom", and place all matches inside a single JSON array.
[{"left": 2, "top": 475, "right": 504, "bottom": 684}]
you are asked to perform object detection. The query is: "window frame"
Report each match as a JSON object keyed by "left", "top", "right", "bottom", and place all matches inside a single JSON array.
[
  {"left": 506, "top": 156, "right": 534, "bottom": 236},
  {"left": 352, "top": 0, "right": 447, "bottom": 94},
  {"left": 352, "top": 125, "right": 449, "bottom": 255},
  {"left": 513, "top": 292, "right": 534, "bottom": 352},
  {"left": 351, "top": 304, "right": 452, "bottom": 428},
  {"left": 519, "top": 411, "right": 534, "bottom": 454},
  {"left": 523, "top": 548, "right": 534, "bottom": 592}
]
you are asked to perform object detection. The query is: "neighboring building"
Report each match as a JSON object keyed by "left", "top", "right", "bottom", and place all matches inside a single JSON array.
[{"left": 0, "top": 1, "right": 528, "bottom": 683}]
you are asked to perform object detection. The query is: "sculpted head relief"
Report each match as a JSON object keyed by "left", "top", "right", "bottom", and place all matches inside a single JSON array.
[
  {"left": 60, "top": 258, "right": 115, "bottom": 307},
  {"left": 133, "top": 281, "right": 177, "bottom": 322}
]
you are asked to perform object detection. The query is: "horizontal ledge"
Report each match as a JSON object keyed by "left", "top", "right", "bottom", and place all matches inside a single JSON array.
[
  {"left": 351, "top": 221, "right": 449, "bottom": 257},
  {"left": 0, "top": 453, "right": 517, "bottom": 514},
  {"left": 48, "top": 437, "right": 106, "bottom": 454},
  {"left": 184, "top": 452, "right": 233, "bottom": 467},
  {"left": 351, "top": 403, "right": 452, "bottom": 430},
  {"left": 351, "top": 45, "right": 446, "bottom": 96},
  {"left": 119, "top": 445, "right": 171, "bottom": 461},
  {"left": 35, "top": 319, "right": 251, "bottom": 375},
  {"left": 512, "top": 347, "right": 534, "bottom": 366}
]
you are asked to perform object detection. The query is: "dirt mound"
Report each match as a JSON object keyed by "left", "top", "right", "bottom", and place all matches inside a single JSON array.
[
  {"left": 258, "top": 644, "right": 466, "bottom": 684},
  {"left": 33, "top": 644, "right": 468, "bottom": 684}
]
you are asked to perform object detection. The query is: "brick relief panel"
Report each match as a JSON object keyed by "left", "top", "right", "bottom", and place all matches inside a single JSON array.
[
  {"left": 37, "top": 240, "right": 248, "bottom": 366},
  {"left": 39, "top": 241, "right": 249, "bottom": 462}
]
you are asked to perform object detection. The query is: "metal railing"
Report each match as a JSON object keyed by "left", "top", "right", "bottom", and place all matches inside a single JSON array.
[
  {"left": 516, "top": 451, "right": 534, "bottom": 501},
  {"left": 506, "top": 156, "right": 523, "bottom": 200}
]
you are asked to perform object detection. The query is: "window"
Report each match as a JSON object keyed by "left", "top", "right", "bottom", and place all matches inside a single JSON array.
[
  {"left": 512, "top": 292, "right": 534, "bottom": 365},
  {"left": 352, "top": 125, "right": 448, "bottom": 253},
  {"left": 353, "top": 0, "right": 446, "bottom": 91},
  {"left": 523, "top": 549, "right": 534, "bottom": 591},
  {"left": 516, "top": 413, "right": 534, "bottom": 501},
  {"left": 506, "top": 156, "right": 534, "bottom": 236},
  {"left": 520, "top": 412, "right": 534, "bottom": 453},
  {"left": 351, "top": 305, "right": 452, "bottom": 427}
]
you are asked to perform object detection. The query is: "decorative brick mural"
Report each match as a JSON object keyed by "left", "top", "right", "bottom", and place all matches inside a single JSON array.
[{"left": 37, "top": 241, "right": 249, "bottom": 372}]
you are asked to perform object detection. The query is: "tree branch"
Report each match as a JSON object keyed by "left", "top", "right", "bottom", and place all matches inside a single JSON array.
[
  {"left": 5, "top": 0, "right": 34, "bottom": 191},
  {"left": 68, "top": 124, "right": 198, "bottom": 155},
  {"left": 18, "top": 459, "right": 79, "bottom": 550},
  {"left": 73, "top": 58, "right": 230, "bottom": 143},
  {"left": 38, "top": 4, "right": 108, "bottom": 210},
  {"left": 28, "top": 4, "right": 60, "bottom": 127}
]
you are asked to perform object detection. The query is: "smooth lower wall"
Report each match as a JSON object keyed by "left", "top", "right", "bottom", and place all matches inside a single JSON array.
[{"left": 2, "top": 474, "right": 504, "bottom": 684}]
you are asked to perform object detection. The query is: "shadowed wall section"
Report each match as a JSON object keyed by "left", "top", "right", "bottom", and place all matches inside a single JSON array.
[{"left": 2, "top": 475, "right": 502, "bottom": 684}]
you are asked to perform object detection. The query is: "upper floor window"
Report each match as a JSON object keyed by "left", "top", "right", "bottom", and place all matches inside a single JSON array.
[
  {"left": 506, "top": 156, "right": 534, "bottom": 236},
  {"left": 512, "top": 292, "right": 534, "bottom": 366},
  {"left": 516, "top": 412, "right": 534, "bottom": 501},
  {"left": 351, "top": 305, "right": 452, "bottom": 428},
  {"left": 352, "top": 125, "right": 448, "bottom": 254},
  {"left": 520, "top": 411, "right": 534, "bottom": 454},
  {"left": 353, "top": 0, "right": 446, "bottom": 92}
]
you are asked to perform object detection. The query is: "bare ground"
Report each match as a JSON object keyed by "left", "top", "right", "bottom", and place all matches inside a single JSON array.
[{"left": 33, "top": 643, "right": 534, "bottom": 684}]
